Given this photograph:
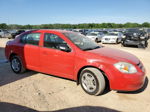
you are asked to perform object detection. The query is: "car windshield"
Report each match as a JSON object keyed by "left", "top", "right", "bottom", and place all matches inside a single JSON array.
[
  {"left": 126, "top": 29, "right": 140, "bottom": 33},
  {"left": 87, "top": 32, "right": 98, "bottom": 36},
  {"left": 107, "top": 33, "right": 118, "bottom": 36},
  {"left": 100, "top": 31, "right": 108, "bottom": 34},
  {"left": 147, "top": 29, "right": 150, "bottom": 32},
  {"left": 63, "top": 32, "right": 101, "bottom": 51}
]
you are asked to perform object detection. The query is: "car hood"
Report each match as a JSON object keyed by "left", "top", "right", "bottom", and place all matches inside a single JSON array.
[
  {"left": 88, "top": 47, "right": 139, "bottom": 64},
  {"left": 86, "top": 36, "right": 97, "bottom": 38}
]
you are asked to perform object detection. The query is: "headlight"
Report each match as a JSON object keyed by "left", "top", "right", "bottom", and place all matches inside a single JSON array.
[{"left": 114, "top": 62, "right": 137, "bottom": 74}]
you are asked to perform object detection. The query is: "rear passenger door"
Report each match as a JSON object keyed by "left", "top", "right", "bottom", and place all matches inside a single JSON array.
[{"left": 20, "top": 32, "right": 41, "bottom": 70}]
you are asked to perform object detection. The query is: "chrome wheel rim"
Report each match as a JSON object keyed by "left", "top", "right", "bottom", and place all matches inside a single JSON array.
[
  {"left": 11, "top": 58, "right": 20, "bottom": 72},
  {"left": 81, "top": 72, "right": 97, "bottom": 93}
]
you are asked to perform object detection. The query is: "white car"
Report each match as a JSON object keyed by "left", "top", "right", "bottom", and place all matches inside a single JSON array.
[
  {"left": 0, "top": 29, "right": 11, "bottom": 38},
  {"left": 101, "top": 32, "right": 123, "bottom": 44},
  {"left": 86, "top": 32, "right": 104, "bottom": 42},
  {"left": 0, "top": 29, "right": 5, "bottom": 38}
]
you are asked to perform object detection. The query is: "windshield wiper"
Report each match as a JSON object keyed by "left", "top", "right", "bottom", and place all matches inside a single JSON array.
[{"left": 83, "top": 46, "right": 100, "bottom": 51}]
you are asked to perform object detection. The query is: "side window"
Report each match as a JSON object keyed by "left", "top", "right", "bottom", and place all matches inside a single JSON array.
[
  {"left": 44, "top": 33, "right": 68, "bottom": 50},
  {"left": 20, "top": 33, "right": 40, "bottom": 46}
]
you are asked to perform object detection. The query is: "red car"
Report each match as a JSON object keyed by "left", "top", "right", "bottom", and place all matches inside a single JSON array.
[{"left": 5, "top": 30, "right": 146, "bottom": 95}]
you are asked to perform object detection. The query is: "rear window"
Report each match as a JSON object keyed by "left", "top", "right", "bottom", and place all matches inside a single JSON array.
[{"left": 20, "top": 33, "right": 40, "bottom": 46}]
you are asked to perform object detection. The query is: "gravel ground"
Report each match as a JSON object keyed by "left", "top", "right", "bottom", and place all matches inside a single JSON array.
[{"left": 0, "top": 38, "right": 150, "bottom": 112}]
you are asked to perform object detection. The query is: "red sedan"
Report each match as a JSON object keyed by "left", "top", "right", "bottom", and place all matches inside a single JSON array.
[{"left": 5, "top": 30, "right": 146, "bottom": 95}]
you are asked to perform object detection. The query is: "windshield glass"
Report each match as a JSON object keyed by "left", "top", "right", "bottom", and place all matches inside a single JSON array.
[
  {"left": 63, "top": 32, "right": 101, "bottom": 51},
  {"left": 107, "top": 33, "right": 118, "bottom": 36},
  {"left": 126, "top": 29, "right": 140, "bottom": 33},
  {"left": 87, "top": 32, "right": 98, "bottom": 36}
]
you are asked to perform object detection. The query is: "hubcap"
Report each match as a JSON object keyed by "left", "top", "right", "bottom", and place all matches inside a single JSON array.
[
  {"left": 81, "top": 72, "right": 97, "bottom": 93},
  {"left": 11, "top": 58, "right": 20, "bottom": 72}
]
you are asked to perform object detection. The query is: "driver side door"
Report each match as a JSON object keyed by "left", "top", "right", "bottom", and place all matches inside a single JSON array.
[{"left": 40, "top": 33, "right": 75, "bottom": 79}]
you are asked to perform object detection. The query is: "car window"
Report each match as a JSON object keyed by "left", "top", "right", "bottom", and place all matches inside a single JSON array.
[
  {"left": 20, "top": 33, "right": 40, "bottom": 46},
  {"left": 107, "top": 33, "right": 118, "bottom": 36},
  {"left": 63, "top": 32, "right": 101, "bottom": 51},
  {"left": 44, "top": 33, "right": 69, "bottom": 50}
]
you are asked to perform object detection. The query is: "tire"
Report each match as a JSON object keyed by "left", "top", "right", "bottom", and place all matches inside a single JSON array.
[
  {"left": 116, "top": 39, "right": 119, "bottom": 44},
  {"left": 79, "top": 67, "right": 106, "bottom": 95},
  {"left": 121, "top": 41, "right": 127, "bottom": 47},
  {"left": 95, "top": 38, "right": 98, "bottom": 43},
  {"left": 10, "top": 55, "right": 26, "bottom": 74},
  {"left": 122, "top": 43, "right": 126, "bottom": 47},
  {"left": 138, "top": 43, "right": 144, "bottom": 48},
  {"left": 8, "top": 36, "right": 12, "bottom": 39},
  {"left": 143, "top": 41, "right": 148, "bottom": 48}
]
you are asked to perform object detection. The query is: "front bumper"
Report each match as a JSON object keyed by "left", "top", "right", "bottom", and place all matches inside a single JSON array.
[
  {"left": 124, "top": 40, "right": 141, "bottom": 46},
  {"left": 115, "top": 72, "right": 146, "bottom": 91},
  {"left": 105, "top": 63, "right": 146, "bottom": 91},
  {"left": 102, "top": 39, "right": 116, "bottom": 43}
]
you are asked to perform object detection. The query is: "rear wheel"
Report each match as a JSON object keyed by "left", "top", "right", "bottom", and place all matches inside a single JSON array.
[
  {"left": 79, "top": 68, "right": 106, "bottom": 95},
  {"left": 10, "top": 55, "right": 26, "bottom": 74}
]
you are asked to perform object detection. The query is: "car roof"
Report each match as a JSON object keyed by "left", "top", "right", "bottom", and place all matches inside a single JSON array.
[
  {"left": 109, "top": 32, "right": 120, "bottom": 34},
  {"left": 26, "top": 29, "right": 71, "bottom": 33}
]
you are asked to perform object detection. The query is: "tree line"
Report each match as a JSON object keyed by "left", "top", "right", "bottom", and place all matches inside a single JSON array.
[{"left": 0, "top": 22, "right": 150, "bottom": 29}]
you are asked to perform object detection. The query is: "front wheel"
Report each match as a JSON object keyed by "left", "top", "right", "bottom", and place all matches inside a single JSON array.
[
  {"left": 79, "top": 68, "right": 106, "bottom": 95},
  {"left": 116, "top": 38, "right": 119, "bottom": 44},
  {"left": 121, "top": 40, "right": 127, "bottom": 47},
  {"left": 10, "top": 55, "right": 26, "bottom": 74}
]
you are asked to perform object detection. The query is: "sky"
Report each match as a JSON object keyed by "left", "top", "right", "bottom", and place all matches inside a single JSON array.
[{"left": 0, "top": 0, "right": 150, "bottom": 25}]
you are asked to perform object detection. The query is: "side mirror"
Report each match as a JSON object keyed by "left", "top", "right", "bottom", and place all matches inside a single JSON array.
[{"left": 58, "top": 44, "right": 71, "bottom": 52}]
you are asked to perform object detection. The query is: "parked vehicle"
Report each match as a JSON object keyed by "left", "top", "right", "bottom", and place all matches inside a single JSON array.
[
  {"left": 0, "top": 29, "right": 10, "bottom": 38},
  {"left": 5, "top": 30, "right": 146, "bottom": 95},
  {"left": 122, "top": 29, "right": 148, "bottom": 48},
  {"left": 79, "top": 29, "right": 89, "bottom": 35},
  {"left": 145, "top": 28, "right": 150, "bottom": 39},
  {"left": 86, "top": 32, "right": 104, "bottom": 42},
  {"left": 8, "top": 30, "right": 25, "bottom": 39},
  {"left": 101, "top": 32, "right": 123, "bottom": 44},
  {"left": 99, "top": 31, "right": 108, "bottom": 35},
  {"left": 0, "top": 29, "right": 5, "bottom": 38}
]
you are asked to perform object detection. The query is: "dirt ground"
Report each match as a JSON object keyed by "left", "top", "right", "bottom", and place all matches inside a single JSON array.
[{"left": 0, "top": 38, "right": 150, "bottom": 112}]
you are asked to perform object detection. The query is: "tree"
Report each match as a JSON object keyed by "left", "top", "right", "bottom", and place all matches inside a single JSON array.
[
  {"left": 0, "top": 23, "right": 8, "bottom": 29},
  {"left": 5, "top": 22, "right": 150, "bottom": 29},
  {"left": 142, "top": 22, "right": 150, "bottom": 27}
]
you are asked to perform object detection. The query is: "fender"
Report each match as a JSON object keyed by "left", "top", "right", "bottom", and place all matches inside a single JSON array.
[{"left": 74, "top": 59, "right": 115, "bottom": 86}]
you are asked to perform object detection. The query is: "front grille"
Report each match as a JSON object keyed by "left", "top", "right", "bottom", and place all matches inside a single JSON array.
[{"left": 105, "top": 38, "right": 110, "bottom": 40}]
